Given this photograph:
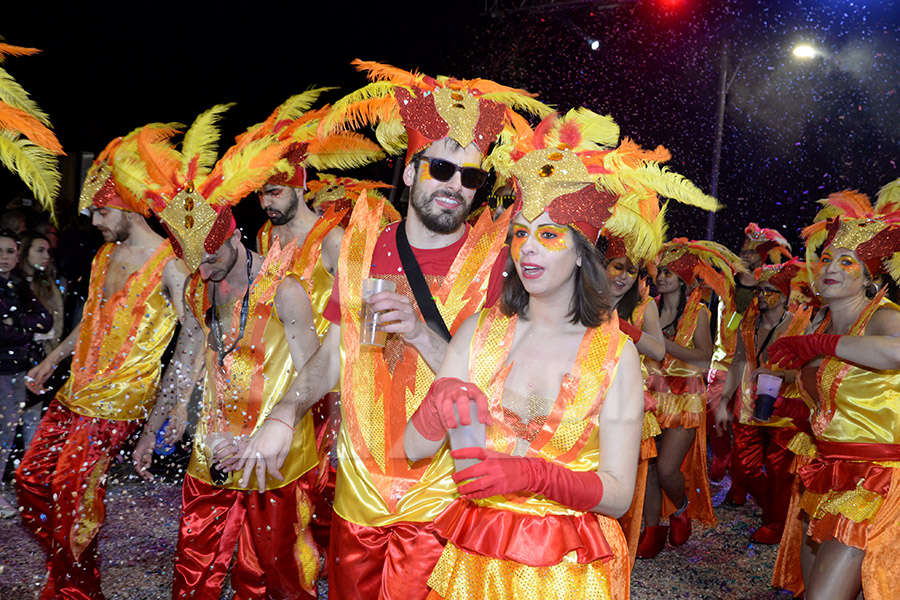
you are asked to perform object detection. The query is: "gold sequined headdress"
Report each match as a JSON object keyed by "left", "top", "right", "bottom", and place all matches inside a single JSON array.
[
  {"left": 656, "top": 238, "right": 748, "bottom": 299},
  {"left": 742, "top": 223, "right": 792, "bottom": 263},
  {"left": 801, "top": 183, "right": 900, "bottom": 281},
  {"left": 320, "top": 60, "right": 553, "bottom": 163},
  {"left": 488, "top": 108, "right": 719, "bottom": 248},
  {"left": 755, "top": 257, "right": 817, "bottom": 306},
  {"left": 0, "top": 41, "right": 65, "bottom": 219},
  {"left": 306, "top": 174, "right": 397, "bottom": 225},
  {"left": 116, "top": 104, "right": 293, "bottom": 271}
]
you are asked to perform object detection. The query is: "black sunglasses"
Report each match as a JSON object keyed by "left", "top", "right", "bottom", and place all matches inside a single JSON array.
[{"left": 418, "top": 156, "right": 488, "bottom": 190}]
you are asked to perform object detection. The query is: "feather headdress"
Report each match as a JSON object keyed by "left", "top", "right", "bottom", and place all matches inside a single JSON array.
[
  {"left": 306, "top": 174, "right": 397, "bottom": 226},
  {"left": 742, "top": 223, "right": 792, "bottom": 264},
  {"left": 238, "top": 89, "right": 385, "bottom": 188},
  {"left": 656, "top": 238, "right": 748, "bottom": 301},
  {"left": 117, "top": 104, "right": 296, "bottom": 271},
  {"left": 0, "top": 41, "right": 65, "bottom": 218},
  {"left": 755, "top": 257, "right": 818, "bottom": 307},
  {"left": 321, "top": 59, "right": 553, "bottom": 163},
  {"left": 489, "top": 108, "right": 719, "bottom": 248},
  {"left": 801, "top": 183, "right": 900, "bottom": 282}
]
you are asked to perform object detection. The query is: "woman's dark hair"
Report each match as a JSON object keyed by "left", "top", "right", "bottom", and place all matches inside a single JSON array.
[
  {"left": 0, "top": 228, "right": 19, "bottom": 243},
  {"left": 614, "top": 269, "right": 644, "bottom": 323},
  {"left": 658, "top": 270, "right": 688, "bottom": 334},
  {"left": 500, "top": 226, "right": 612, "bottom": 327},
  {"left": 18, "top": 232, "right": 59, "bottom": 308}
]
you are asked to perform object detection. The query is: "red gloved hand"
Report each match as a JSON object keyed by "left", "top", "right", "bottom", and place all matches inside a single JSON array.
[
  {"left": 773, "top": 395, "right": 811, "bottom": 423},
  {"left": 451, "top": 448, "right": 604, "bottom": 512},
  {"left": 618, "top": 319, "right": 643, "bottom": 343},
  {"left": 767, "top": 334, "right": 842, "bottom": 370},
  {"left": 410, "top": 377, "right": 493, "bottom": 441}
]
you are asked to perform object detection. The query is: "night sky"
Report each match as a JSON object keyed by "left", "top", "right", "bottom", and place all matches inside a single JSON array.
[{"left": 3, "top": 0, "right": 899, "bottom": 254}]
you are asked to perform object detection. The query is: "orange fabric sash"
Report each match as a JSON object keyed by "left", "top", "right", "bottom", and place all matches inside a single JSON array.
[
  {"left": 799, "top": 441, "right": 900, "bottom": 495},
  {"left": 433, "top": 499, "right": 614, "bottom": 567}
]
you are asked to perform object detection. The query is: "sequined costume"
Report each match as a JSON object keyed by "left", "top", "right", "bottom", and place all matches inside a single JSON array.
[
  {"left": 15, "top": 242, "right": 179, "bottom": 599},
  {"left": 776, "top": 295, "right": 900, "bottom": 598},
  {"left": 426, "top": 308, "right": 630, "bottom": 599},
  {"left": 617, "top": 296, "right": 661, "bottom": 566},
  {"left": 172, "top": 243, "right": 320, "bottom": 600},
  {"left": 730, "top": 298, "right": 811, "bottom": 533},
  {"left": 321, "top": 199, "right": 508, "bottom": 600},
  {"left": 645, "top": 288, "right": 717, "bottom": 526}
]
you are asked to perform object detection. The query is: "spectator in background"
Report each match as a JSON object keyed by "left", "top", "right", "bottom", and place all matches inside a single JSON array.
[{"left": 0, "top": 229, "right": 51, "bottom": 518}]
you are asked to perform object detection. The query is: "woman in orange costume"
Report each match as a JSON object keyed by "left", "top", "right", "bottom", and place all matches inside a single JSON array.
[
  {"left": 767, "top": 186, "right": 900, "bottom": 600},
  {"left": 602, "top": 237, "right": 666, "bottom": 565},
  {"left": 637, "top": 240, "right": 740, "bottom": 558},
  {"left": 405, "top": 108, "right": 720, "bottom": 598}
]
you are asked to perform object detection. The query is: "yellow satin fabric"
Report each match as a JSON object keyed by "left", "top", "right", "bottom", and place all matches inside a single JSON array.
[
  {"left": 60, "top": 243, "right": 178, "bottom": 421},
  {"left": 808, "top": 298, "right": 900, "bottom": 445}
]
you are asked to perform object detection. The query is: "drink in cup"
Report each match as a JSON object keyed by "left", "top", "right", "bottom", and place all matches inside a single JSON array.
[
  {"left": 754, "top": 373, "right": 783, "bottom": 421},
  {"left": 359, "top": 278, "right": 397, "bottom": 347}
]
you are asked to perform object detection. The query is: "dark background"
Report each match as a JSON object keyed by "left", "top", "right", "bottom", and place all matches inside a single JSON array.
[{"left": 3, "top": 0, "right": 899, "bottom": 253}]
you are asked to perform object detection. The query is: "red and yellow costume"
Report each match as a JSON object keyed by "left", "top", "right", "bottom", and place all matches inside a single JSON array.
[
  {"left": 322, "top": 196, "right": 509, "bottom": 600},
  {"left": 171, "top": 241, "right": 320, "bottom": 599},
  {"left": 645, "top": 286, "right": 717, "bottom": 526},
  {"left": 16, "top": 241, "right": 179, "bottom": 599},
  {"left": 426, "top": 309, "right": 630, "bottom": 599}
]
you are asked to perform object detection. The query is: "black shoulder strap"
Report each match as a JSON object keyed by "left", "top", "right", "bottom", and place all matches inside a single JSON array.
[{"left": 394, "top": 221, "right": 452, "bottom": 342}]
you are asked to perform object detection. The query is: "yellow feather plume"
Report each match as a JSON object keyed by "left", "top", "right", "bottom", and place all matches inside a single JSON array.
[
  {"left": 616, "top": 164, "right": 720, "bottom": 212},
  {"left": 306, "top": 131, "right": 384, "bottom": 171},
  {"left": 875, "top": 177, "right": 900, "bottom": 213},
  {"left": 181, "top": 103, "right": 234, "bottom": 178},
  {"left": 0, "top": 130, "right": 60, "bottom": 212},
  {"left": 0, "top": 66, "right": 51, "bottom": 126}
]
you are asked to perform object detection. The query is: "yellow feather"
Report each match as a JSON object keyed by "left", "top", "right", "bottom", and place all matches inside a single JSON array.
[
  {"left": 374, "top": 118, "right": 407, "bottom": 156},
  {"left": 627, "top": 164, "right": 720, "bottom": 212},
  {"left": 876, "top": 177, "right": 900, "bottom": 213},
  {"left": 274, "top": 87, "right": 335, "bottom": 123},
  {"left": 480, "top": 91, "right": 554, "bottom": 119},
  {"left": 0, "top": 130, "right": 60, "bottom": 214},
  {"left": 321, "top": 82, "right": 397, "bottom": 134},
  {"left": 181, "top": 103, "right": 234, "bottom": 177},
  {"left": 306, "top": 132, "right": 385, "bottom": 170},
  {"left": 0, "top": 66, "right": 51, "bottom": 126}
]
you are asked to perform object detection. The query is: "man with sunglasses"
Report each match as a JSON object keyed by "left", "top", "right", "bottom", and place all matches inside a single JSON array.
[
  {"left": 236, "top": 65, "right": 549, "bottom": 600},
  {"left": 714, "top": 260, "right": 810, "bottom": 545}
]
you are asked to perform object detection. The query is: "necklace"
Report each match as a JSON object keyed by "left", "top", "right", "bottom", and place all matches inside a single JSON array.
[{"left": 210, "top": 247, "right": 252, "bottom": 367}]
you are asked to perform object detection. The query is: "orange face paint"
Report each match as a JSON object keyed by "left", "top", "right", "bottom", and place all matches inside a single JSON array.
[
  {"left": 818, "top": 248, "right": 863, "bottom": 279},
  {"left": 511, "top": 223, "right": 569, "bottom": 262},
  {"left": 511, "top": 224, "right": 528, "bottom": 262},
  {"left": 607, "top": 261, "right": 638, "bottom": 279}
]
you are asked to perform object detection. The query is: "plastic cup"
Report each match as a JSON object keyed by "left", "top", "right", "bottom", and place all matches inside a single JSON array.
[
  {"left": 359, "top": 278, "right": 397, "bottom": 347},
  {"left": 754, "top": 373, "right": 783, "bottom": 421},
  {"left": 447, "top": 401, "right": 486, "bottom": 473}
]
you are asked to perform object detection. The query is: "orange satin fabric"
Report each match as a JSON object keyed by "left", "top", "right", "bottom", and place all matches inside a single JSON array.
[{"left": 59, "top": 242, "right": 178, "bottom": 420}]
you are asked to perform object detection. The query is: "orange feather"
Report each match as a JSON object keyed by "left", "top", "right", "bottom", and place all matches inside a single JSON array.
[{"left": 0, "top": 104, "right": 64, "bottom": 154}]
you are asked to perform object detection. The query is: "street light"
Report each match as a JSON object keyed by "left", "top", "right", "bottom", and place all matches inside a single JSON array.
[{"left": 704, "top": 41, "right": 823, "bottom": 240}]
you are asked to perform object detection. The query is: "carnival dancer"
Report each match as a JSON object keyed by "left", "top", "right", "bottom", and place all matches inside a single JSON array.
[
  {"left": 710, "top": 224, "right": 792, "bottom": 485},
  {"left": 404, "top": 109, "right": 647, "bottom": 599},
  {"left": 235, "top": 62, "right": 551, "bottom": 600},
  {"left": 637, "top": 239, "right": 742, "bottom": 558},
  {"left": 126, "top": 105, "right": 323, "bottom": 599},
  {"left": 250, "top": 94, "right": 386, "bottom": 554},
  {"left": 17, "top": 127, "right": 199, "bottom": 600},
  {"left": 766, "top": 185, "right": 900, "bottom": 600},
  {"left": 714, "top": 259, "right": 813, "bottom": 544}
]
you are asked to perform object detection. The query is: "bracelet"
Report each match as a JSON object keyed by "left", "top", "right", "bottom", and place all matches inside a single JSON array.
[{"left": 267, "top": 416, "right": 295, "bottom": 433}]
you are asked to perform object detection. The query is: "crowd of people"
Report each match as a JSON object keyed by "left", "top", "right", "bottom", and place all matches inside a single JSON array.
[{"left": 1, "top": 59, "right": 899, "bottom": 600}]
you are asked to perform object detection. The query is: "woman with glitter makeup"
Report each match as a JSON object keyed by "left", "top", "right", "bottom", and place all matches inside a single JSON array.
[
  {"left": 637, "top": 239, "right": 743, "bottom": 558},
  {"left": 405, "top": 109, "right": 719, "bottom": 598},
  {"left": 767, "top": 187, "right": 900, "bottom": 600}
]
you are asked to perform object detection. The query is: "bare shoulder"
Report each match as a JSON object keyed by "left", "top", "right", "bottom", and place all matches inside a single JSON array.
[
  {"left": 274, "top": 275, "right": 312, "bottom": 319},
  {"left": 321, "top": 227, "right": 344, "bottom": 274},
  {"left": 867, "top": 304, "right": 900, "bottom": 337}
]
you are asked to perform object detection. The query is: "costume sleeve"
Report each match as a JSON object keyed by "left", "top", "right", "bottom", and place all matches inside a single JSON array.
[{"left": 323, "top": 275, "right": 342, "bottom": 325}]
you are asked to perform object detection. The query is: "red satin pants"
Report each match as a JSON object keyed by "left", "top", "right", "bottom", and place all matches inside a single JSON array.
[
  {"left": 328, "top": 513, "right": 444, "bottom": 600},
  {"left": 172, "top": 474, "right": 318, "bottom": 600},
  {"left": 15, "top": 398, "right": 138, "bottom": 600},
  {"left": 730, "top": 422, "right": 796, "bottom": 527}
]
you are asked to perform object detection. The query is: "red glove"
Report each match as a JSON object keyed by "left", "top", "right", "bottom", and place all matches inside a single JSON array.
[
  {"left": 773, "top": 395, "right": 811, "bottom": 424},
  {"left": 767, "top": 334, "right": 842, "bottom": 370},
  {"left": 410, "top": 377, "right": 493, "bottom": 442},
  {"left": 451, "top": 448, "right": 604, "bottom": 512},
  {"left": 618, "top": 319, "right": 643, "bottom": 343}
]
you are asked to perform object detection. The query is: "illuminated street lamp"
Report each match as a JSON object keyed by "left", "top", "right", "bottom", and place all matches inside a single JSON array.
[{"left": 792, "top": 44, "right": 819, "bottom": 60}]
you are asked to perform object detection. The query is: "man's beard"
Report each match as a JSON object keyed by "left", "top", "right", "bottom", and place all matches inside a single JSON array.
[
  {"left": 410, "top": 187, "right": 469, "bottom": 234},
  {"left": 205, "top": 242, "right": 239, "bottom": 282},
  {"left": 266, "top": 194, "right": 299, "bottom": 226},
  {"left": 104, "top": 218, "right": 130, "bottom": 243}
]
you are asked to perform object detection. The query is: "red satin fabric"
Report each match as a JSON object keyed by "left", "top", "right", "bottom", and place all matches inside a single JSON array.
[
  {"left": 172, "top": 474, "right": 317, "bottom": 600},
  {"left": 311, "top": 392, "right": 340, "bottom": 554},
  {"left": 15, "top": 398, "right": 138, "bottom": 600},
  {"left": 328, "top": 513, "right": 444, "bottom": 600},
  {"left": 433, "top": 498, "right": 614, "bottom": 567},
  {"left": 799, "top": 441, "right": 900, "bottom": 496},
  {"left": 729, "top": 423, "right": 797, "bottom": 528}
]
